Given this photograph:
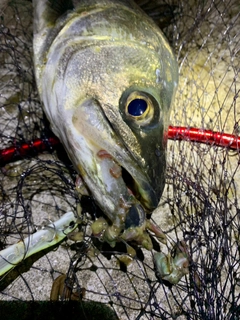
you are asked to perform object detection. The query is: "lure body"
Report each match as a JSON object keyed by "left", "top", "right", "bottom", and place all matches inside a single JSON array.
[{"left": 33, "top": 0, "right": 178, "bottom": 248}]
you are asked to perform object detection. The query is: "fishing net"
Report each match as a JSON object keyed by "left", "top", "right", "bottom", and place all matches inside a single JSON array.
[{"left": 0, "top": 0, "right": 239, "bottom": 319}]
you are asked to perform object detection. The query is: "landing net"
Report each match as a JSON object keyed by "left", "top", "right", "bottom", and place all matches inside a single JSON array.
[{"left": 0, "top": 1, "right": 239, "bottom": 319}]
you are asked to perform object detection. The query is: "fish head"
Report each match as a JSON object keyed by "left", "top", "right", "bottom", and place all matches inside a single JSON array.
[
  {"left": 33, "top": 0, "right": 178, "bottom": 242},
  {"left": 68, "top": 42, "right": 178, "bottom": 207}
]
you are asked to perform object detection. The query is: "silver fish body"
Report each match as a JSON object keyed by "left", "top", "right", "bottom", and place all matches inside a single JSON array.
[{"left": 33, "top": 0, "right": 178, "bottom": 247}]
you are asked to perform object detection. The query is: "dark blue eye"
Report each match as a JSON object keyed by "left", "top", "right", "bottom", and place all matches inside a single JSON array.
[{"left": 127, "top": 99, "right": 147, "bottom": 116}]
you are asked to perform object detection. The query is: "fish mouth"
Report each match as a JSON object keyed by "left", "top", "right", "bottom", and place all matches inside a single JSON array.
[
  {"left": 120, "top": 162, "right": 158, "bottom": 212},
  {"left": 122, "top": 167, "right": 141, "bottom": 203},
  {"left": 92, "top": 146, "right": 158, "bottom": 231},
  {"left": 97, "top": 148, "right": 158, "bottom": 212}
]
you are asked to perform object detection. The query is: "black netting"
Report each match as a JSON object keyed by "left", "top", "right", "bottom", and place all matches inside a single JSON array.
[{"left": 0, "top": 1, "right": 239, "bottom": 319}]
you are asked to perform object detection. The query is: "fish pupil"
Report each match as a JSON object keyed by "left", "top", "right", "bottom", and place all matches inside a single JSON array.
[{"left": 128, "top": 99, "right": 147, "bottom": 116}]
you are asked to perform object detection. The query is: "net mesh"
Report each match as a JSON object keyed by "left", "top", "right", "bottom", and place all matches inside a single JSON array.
[{"left": 0, "top": 0, "right": 239, "bottom": 319}]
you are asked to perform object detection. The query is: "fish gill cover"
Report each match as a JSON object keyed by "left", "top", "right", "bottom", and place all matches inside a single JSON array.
[{"left": 0, "top": 0, "right": 239, "bottom": 319}]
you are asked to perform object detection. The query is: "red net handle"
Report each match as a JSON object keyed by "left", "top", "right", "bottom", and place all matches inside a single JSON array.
[
  {"left": 168, "top": 126, "right": 240, "bottom": 150},
  {"left": 0, "top": 127, "right": 239, "bottom": 166}
]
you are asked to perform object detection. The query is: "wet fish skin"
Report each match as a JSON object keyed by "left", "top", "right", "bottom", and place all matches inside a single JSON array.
[{"left": 33, "top": 0, "right": 178, "bottom": 244}]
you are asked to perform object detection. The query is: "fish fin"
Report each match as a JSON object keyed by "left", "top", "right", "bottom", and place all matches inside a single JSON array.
[
  {"left": 135, "top": 0, "right": 178, "bottom": 29},
  {"left": 47, "top": 0, "right": 74, "bottom": 17}
]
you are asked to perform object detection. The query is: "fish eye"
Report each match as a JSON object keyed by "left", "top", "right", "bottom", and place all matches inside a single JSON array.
[
  {"left": 127, "top": 99, "right": 148, "bottom": 117},
  {"left": 125, "top": 91, "right": 155, "bottom": 125}
]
